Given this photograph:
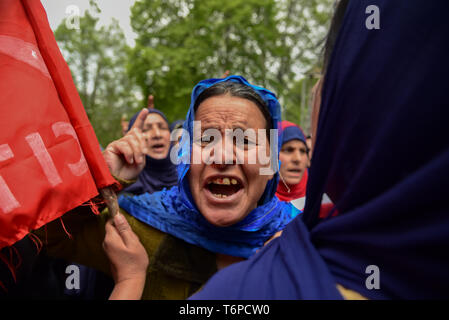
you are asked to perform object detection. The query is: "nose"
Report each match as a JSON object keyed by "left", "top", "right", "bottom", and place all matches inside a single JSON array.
[
  {"left": 208, "top": 135, "right": 237, "bottom": 169},
  {"left": 150, "top": 126, "right": 162, "bottom": 140},
  {"left": 291, "top": 150, "right": 301, "bottom": 164}
]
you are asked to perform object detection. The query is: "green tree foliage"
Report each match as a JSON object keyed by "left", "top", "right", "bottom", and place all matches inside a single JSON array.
[
  {"left": 276, "top": 0, "right": 332, "bottom": 134},
  {"left": 128, "top": 0, "right": 280, "bottom": 122},
  {"left": 54, "top": 4, "right": 140, "bottom": 146},
  {"left": 55, "top": 0, "right": 334, "bottom": 141},
  {"left": 128, "top": 0, "right": 333, "bottom": 130},
  {"left": 283, "top": 70, "right": 320, "bottom": 134}
]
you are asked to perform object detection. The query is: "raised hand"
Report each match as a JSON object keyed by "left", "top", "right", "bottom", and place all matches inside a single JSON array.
[
  {"left": 103, "top": 108, "right": 149, "bottom": 181},
  {"left": 147, "top": 94, "right": 154, "bottom": 109},
  {"left": 221, "top": 70, "right": 230, "bottom": 78}
]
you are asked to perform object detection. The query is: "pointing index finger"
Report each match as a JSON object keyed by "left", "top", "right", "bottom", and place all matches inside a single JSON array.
[
  {"left": 147, "top": 95, "right": 154, "bottom": 109},
  {"left": 131, "top": 108, "right": 149, "bottom": 131}
]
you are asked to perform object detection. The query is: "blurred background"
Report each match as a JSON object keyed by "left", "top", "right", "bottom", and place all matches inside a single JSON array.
[{"left": 41, "top": 0, "right": 334, "bottom": 147}]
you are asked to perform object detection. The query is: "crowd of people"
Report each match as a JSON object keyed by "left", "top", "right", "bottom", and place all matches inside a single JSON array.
[{"left": 1, "top": 0, "right": 448, "bottom": 300}]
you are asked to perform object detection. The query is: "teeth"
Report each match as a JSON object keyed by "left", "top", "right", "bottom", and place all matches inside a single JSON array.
[
  {"left": 209, "top": 177, "right": 235, "bottom": 185},
  {"left": 213, "top": 194, "right": 227, "bottom": 198}
]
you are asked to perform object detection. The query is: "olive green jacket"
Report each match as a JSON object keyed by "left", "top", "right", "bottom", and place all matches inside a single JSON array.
[{"left": 34, "top": 203, "right": 217, "bottom": 300}]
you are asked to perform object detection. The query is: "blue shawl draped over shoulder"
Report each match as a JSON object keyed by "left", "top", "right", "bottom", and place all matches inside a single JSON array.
[
  {"left": 190, "top": 0, "right": 449, "bottom": 299},
  {"left": 119, "top": 76, "right": 300, "bottom": 258}
]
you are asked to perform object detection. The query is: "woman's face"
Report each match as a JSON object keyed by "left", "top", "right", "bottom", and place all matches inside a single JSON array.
[
  {"left": 188, "top": 94, "right": 274, "bottom": 227},
  {"left": 279, "top": 139, "right": 308, "bottom": 185},
  {"left": 142, "top": 113, "right": 171, "bottom": 159}
]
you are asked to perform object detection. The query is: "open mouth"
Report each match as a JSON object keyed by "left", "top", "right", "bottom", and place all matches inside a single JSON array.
[
  {"left": 286, "top": 168, "right": 302, "bottom": 178},
  {"left": 205, "top": 176, "right": 243, "bottom": 199},
  {"left": 150, "top": 143, "right": 165, "bottom": 152}
]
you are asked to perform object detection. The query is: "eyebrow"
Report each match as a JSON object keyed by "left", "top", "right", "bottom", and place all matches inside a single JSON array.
[
  {"left": 144, "top": 121, "right": 168, "bottom": 128},
  {"left": 200, "top": 123, "right": 250, "bottom": 132}
]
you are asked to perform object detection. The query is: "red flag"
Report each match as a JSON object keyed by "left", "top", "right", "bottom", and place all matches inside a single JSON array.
[{"left": 0, "top": 0, "right": 117, "bottom": 249}]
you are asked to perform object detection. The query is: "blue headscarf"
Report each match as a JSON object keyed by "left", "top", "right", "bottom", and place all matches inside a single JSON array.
[
  {"left": 280, "top": 121, "right": 307, "bottom": 146},
  {"left": 190, "top": 0, "right": 449, "bottom": 299},
  {"left": 122, "top": 109, "right": 178, "bottom": 195},
  {"left": 119, "top": 76, "right": 300, "bottom": 258}
]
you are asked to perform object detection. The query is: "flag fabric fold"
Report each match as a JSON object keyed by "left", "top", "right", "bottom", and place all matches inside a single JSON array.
[{"left": 0, "top": 0, "right": 117, "bottom": 249}]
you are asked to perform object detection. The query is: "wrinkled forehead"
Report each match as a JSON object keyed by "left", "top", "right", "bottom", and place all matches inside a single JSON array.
[
  {"left": 196, "top": 109, "right": 250, "bottom": 129},
  {"left": 144, "top": 112, "right": 168, "bottom": 127},
  {"left": 194, "top": 95, "right": 268, "bottom": 131}
]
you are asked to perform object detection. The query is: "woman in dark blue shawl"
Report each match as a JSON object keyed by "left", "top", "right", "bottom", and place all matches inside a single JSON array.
[
  {"left": 122, "top": 109, "right": 178, "bottom": 195},
  {"left": 190, "top": 0, "right": 449, "bottom": 299}
]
